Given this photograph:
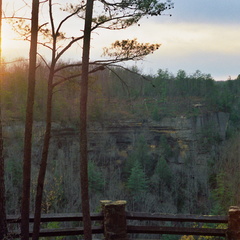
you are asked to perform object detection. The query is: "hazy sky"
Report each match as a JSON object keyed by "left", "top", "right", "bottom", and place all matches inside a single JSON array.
[{"left": 2, "top": 0, "right": 240, "bottom": 80}]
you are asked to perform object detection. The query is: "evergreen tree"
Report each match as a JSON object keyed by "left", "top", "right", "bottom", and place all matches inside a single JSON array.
[
  {"left": 124, "top": 135, "right": 153, "bottom": 178},
  {"left": 154, "top": 156, "right": 172, "bottom": 185},
  {"left": 127, "top": 160, "right": 148, "bottom": 197},
  {"left": 88, "top": 160, "right": 104, "bottom": 193}
]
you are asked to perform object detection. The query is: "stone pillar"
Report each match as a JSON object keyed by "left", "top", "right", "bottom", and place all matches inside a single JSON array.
[
  {"left": 100, "top": 200, "right": 127, "bottom": 240},
  {"left": 227, "top": 206, "right": 240, "bottom": 240}
]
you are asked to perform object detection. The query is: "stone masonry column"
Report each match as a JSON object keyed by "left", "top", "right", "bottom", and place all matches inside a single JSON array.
[
  {"left": 100, "top": 200, "right": 127, "bottom": 240},
  {"left": 227, "top": 206, "right": 240, "bottom": 240}
]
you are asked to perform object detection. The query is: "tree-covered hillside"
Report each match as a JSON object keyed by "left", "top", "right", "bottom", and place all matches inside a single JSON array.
[
  {"left": 3, "top": 62, "right": 240, "bottom": 134},
  {"left": 3, "top": 61, "right": 240, "bottom": 218}
]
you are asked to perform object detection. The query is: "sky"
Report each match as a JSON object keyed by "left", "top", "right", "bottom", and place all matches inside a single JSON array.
[{"left": 2, "top": 0, "right": 240, "bottom": 80}]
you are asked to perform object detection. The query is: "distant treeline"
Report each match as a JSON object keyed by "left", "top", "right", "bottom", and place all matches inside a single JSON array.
[{"left": 2, "top": 61, "right": 240, "bottom": 135}]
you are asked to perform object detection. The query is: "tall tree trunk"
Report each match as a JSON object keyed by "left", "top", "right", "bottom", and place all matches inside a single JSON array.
[
  {"left": 80, "top": 0, "right": 94, "bottom": 239},
  {"left": 0, "top": 122, "right": 6, "bottom": 240},
  {"left": 32, "top": 70, "right": 54, "bottom": 240},
  {"left": 0, "top": 123, "right": 6, "bottom": 240},
  {"left": 21, "top": 0, "right": 39, "bottom": 239},
  {"left": 0, "top": 1, "right": 8, "bottom": 239},
  {"left": 32, "top": 58, "right": 55, "bottom": 240},
  {"left": 32, "top": 1, "right": 56, "bottom": 238}
]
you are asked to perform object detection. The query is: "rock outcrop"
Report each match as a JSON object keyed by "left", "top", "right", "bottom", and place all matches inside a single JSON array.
[{"left": 4, "top": 112, "right": 229, "bottom": 214}]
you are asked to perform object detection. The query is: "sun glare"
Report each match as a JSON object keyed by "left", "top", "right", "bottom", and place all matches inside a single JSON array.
[
  {"left": 2, "top": 22, "right": 13, "bottom": 44},
  {"left": 1, "top": 22, "right": 29, "bottom": 61}
]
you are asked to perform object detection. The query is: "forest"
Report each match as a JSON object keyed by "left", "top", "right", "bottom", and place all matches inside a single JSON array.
[
  {"left": 3, "top": 61, "right": 240, "bottom": 217},
  {"left": 0, "top": 0, "right": 239, "bottom": 240},
  {"left": 3, "top": 62, "right": 240, "bottom": 129}
]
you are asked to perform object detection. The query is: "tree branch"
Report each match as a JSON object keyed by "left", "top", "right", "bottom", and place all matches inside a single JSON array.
[{"left": 56, "top": 5, "right": 85, "bottom": 36}]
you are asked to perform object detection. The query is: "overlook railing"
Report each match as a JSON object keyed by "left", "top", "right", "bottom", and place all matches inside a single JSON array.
[{"left": 6, "top": 201, "right": 240, "bottom": 239}]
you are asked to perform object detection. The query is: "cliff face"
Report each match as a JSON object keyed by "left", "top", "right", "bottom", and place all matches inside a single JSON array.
[
  {"left": 86, "top": 111, "right": 229, "bottom": 162},
  {"left": 46, "top": 112, "right": 228, "bottom": 212},
  {"left": 4, "top": 112, "right": 229, "bottom": 214},
  {"left": 45, "top": 112, "right": 228, "bottom": 169}
]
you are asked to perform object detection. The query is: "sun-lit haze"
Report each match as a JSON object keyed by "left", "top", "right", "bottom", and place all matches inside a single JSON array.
[
  {"left": 2, "top": 21, "right": 29, "bottom": 61},
  {"left": 2, "top": 0, "right": 240, "bottom": 80}
]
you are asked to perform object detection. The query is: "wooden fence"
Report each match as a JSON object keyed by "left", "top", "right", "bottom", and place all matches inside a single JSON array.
[{"left": 6, "top": 201, "right": 240, "bottom": 239}]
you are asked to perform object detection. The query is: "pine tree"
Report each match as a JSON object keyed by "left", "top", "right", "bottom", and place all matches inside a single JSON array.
[
  {"left": 88, "top": 160, "right": 104, "bottom": 193},
  {"left": 127, "top": 160, "right": 148, "bottom": 197}
]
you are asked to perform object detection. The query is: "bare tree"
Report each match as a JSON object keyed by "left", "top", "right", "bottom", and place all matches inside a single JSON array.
[
  {"left": 0, "top": 0, "right": 8, "bottom": 238},
  {"left": 80, "top": 1, "right": 94, "bottom": 239},
  {"left": 78, "top": 1, "right": 173, "bottom": 239},
  {"left": 32, "top": 1, "right": 86, "bottom": 239},
  {"left": 21, "top": 0, "right": 39, "bottom": 239}
]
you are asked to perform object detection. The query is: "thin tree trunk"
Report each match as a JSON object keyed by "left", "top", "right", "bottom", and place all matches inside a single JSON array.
[
  {"left": 0, "top": 2, "right": 7, "bottom": 238},
  {"left": 0, "top": 124, "right": 6, "bottom": 240},
  {"left": 32, "top": 1, "right": 56, "bottom": 237},
  {"left": 21, "top": 0, "right": 39, "bottom": 239},
  {"left": 32, "top": 70, "right": 54, "bottom": 240},
  {"left": 80, "top": 0, "right": 94, "bottom": 239}
]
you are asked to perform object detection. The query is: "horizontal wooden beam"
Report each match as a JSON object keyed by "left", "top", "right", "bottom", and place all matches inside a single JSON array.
[
  {"left": 7, "top": 213, "right": 103, "bottom": 223},
  {"left": 7, "top": 212, "right": 228, "bottom": 224},
  {"left": 126, "top": 212, "right": 228, "bottom": 223},
  {"left": 127, "top": 225, "right": 227, "bottom": 237},
  {"left": 10, "top": 226, "right": 103, "bottom": 238}
]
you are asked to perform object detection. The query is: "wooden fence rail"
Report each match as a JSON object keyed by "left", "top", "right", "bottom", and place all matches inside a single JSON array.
[
  {"left": 126, "top": 211, "right": 228, "bottom": 237},
  {"left": 6, "top": 201, "right": 240, "bottom": 239},
  {"left": 126, "top": 211, "right": 228, "bottom": 223},
  {"left": 7, "top": 213, "right": 104, "bottom": 238},
  {"left": 7, "top": 213, "right": 103, "bottom": 223}
]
